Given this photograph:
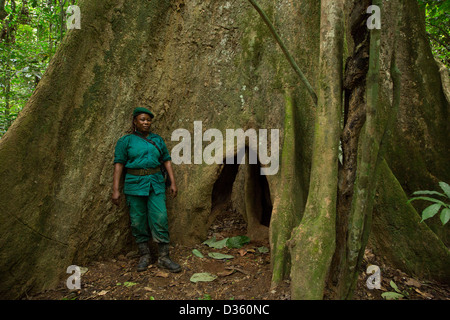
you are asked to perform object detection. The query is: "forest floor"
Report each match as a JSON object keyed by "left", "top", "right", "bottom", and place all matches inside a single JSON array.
[{"left": 26, "top": 208, "right": 449, "bottom": 301}]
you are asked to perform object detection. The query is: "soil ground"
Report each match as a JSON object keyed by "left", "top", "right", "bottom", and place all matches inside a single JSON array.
[{"left": 25, "top": 208, "right": 449, "bottom": 301}]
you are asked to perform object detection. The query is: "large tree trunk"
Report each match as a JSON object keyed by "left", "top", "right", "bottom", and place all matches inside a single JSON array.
[
  {"left": 0, "top": 0, "right": 178, "bottom": 298},
  {"left": 287, "top": 0, "right": 344, "bottom": 300},
  {"left": 268, "top": 0, "right": 319, "bottom": 285},
  {"left": 0, "top": 0, "right": 449, "bottom": 299},
  {"left": 367, "top": 0, "right": 450, "bottom": 283}
]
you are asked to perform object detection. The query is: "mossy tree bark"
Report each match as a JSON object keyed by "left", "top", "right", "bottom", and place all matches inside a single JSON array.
[
  {"left": 328, "top": 0, "right": 372, "bottom": 299},
  {"left": 335, "top": 0, "right": 401, "bottom": 298},
  {"left": 0, "top": 0, "right": 448, "bottom": 299},
  {"left": 287, "top": 0, "right": 344, "bottom": 300}
]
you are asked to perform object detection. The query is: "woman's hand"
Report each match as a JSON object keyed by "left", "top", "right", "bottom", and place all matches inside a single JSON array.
[
  {"left": 169, "top": 183, "right": 178, "bottom": 198},
  {"left": 112, "top": 163, "right": 124, "bottom": 206},
  {"left": 164, "top": 161, "right": 178, "bottom": 198},
  {"left": 112, "top": 190, "right": 121, "bottom": 206}
]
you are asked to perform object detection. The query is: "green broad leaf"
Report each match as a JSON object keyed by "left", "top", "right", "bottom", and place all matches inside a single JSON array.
[
  {"left": 390, "top": 280, "right": 401, "bottom": 293},
  {"left": 412, "top": 190, "right": 445, "bottom": 197},
  {"left": 439, "top": 182, "right": 450, "bottom": 199},
  {"left": 192, "top": 249, "right": 204, "bottom": 258},
  {"left": 208, "top": 252, "right": 234, "bottom": 260},
  {"left": 123, "top": 282, "right": 138, "bottom": 287},
  {"left": 202, "top": 236, "right": 216, "bottom": 246},
  {"left": 257, "top": 246, "right": 269, "bottom": 253},
  {"left": 381, "top": 292, "right": 404, "bottom": 300},
  {"left": 212, "top": 238, "right": 229, "bottom": 249},
  {"left": 407, "top": 196, "right": 447, "bottom": 206},
  {"left": 421, "top": 203, "right": 442, "bottom": 222},
  {"left": 226, "top": 236, "right": 250, "bottom": 249},
  {"left": 190, "top": 273, "right": 218, "bottom": 283},
  {"left": 203, "top": 236, "right": 229, "bottom": 249},
  {"left": 440, "top": 208, "right": 450, "bottom": 225},
  {"left": 79, "top": 267, "right": 89, "bottom": 275}
]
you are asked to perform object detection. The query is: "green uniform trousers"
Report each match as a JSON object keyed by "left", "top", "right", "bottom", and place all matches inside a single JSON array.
[{"left": 126, "top": 186, "right": 169, "bottom": 244}]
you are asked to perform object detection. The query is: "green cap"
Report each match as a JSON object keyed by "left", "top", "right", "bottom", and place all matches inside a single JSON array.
[{"left": 133, "top": 107, "right": 154, "bottom": 118}]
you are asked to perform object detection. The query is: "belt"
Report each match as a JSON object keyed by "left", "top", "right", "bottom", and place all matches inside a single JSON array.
[{"left": 127, "top": 167, "right": 160, "bottom": 176}]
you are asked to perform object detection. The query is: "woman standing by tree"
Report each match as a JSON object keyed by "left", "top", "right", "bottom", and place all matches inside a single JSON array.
[{"left": 111, "top": 107, "right": 181, "bottom": 273}]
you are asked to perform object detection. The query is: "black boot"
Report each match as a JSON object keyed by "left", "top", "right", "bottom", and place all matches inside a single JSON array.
[
  {"left": 137, "top": 242, "right": 151, "bottom": 272},
  {"left": 158, "top": 243, "right": 181, "bottom": 273}
]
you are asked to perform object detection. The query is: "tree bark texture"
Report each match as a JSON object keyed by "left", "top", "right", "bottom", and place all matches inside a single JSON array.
[
  {"left": 0, "top": 0, "right": 449, "bottom": 299},
  {"left": 288, "top": 0, "right": 344, "bottom": 300},
  {"left": 329, "top": 0, "right": 371, "bottom": 299}
]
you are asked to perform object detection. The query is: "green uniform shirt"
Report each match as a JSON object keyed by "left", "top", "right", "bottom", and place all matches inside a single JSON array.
[{"left": 114, "top": 132, "right": 171, "bottom": 196}]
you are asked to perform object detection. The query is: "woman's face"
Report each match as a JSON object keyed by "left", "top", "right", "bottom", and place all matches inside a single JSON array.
[{"left": 134, "top": 113, "right": 152, "bottom": 133}]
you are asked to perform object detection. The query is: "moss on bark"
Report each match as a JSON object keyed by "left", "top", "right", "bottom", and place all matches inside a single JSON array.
[
  {"left": 288, "top": 0, "right": 344, "bottom": 299},
  {"left": 0, "top": 0, "right": 449, "bottom": 300},
  {"left": 370, "top": 159, "right": 450, "bottom": 283}
]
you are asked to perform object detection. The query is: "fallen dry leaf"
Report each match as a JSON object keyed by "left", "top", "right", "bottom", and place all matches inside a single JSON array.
[
  {"left": 97, "top": 290, "right": 108, "bottom": 296},
  {"left": 238, "top": 249, "right": 247, "bottom": 256},
  {"left": 218, "top": 269, "right": 235, "bottom": 277},
  {"left": 155, "top": 271, "right": 169, "bottom": 278},
  {"left": 405, "top": 278, "right": 422, "bottom": 288},
  {"left": 226, "top": 267, "right": 250, "bottom": 275},
  {"left": 414, "top": 288, "right": 433, "bottom": 299}
]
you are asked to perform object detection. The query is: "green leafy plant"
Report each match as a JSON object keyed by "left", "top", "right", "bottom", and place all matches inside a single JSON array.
[
  {"left": 381, "top": 281, "right": 409, "bottom": 300},
  {"left": 116, "top": 281, "right": 138, "bottom": 287},
  {"left": 208, "top": 252, "right": 234, "bottom": 260},
  {"left": 203, "top": 235, "right": 251, "bottom": 249},
  {"left": 203, "top": 236, "right": 228, "bottom": 249},
  {"left": 408, "top": 182, "right": 450, "bottom": 225},
  {"left": 123, "top": 281, "right": 138, "bottom": 288},
  {"left": 226, "top": 236, "right": 250, "bottom": 249},
  {"left": 257, "top": 246, "right": 269, "bottom": 253},
  {"left": 417, "top": 0, "right": 450, "bottom": 67},
  {"left": 0, "top": 0, "right": 80, "bottom": 138},
  {"left": 192, "top": 249, "right": 204, "bottom": 258}
]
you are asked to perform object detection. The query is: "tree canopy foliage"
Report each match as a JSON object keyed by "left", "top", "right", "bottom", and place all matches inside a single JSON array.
[
  {"left": 0, "top": 0, "right": 78, "bottom": 136},
  {"left": 418, "top": 0, "right": 450, "bottom": 67}
]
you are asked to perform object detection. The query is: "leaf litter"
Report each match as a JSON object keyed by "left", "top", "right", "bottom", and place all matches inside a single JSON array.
[
  {"left": 25, "top": 209, "right": 449, "bottom": 300},
  {"left": 26, "top": 208, "right": 286, "bottom": 300}
]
